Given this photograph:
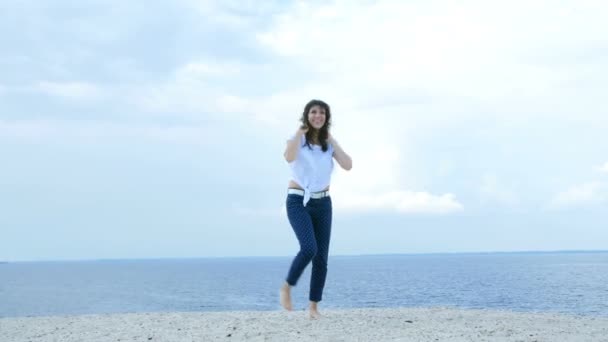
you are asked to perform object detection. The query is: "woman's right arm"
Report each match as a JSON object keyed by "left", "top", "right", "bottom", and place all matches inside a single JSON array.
[{"left": 284, "top": 128, "right": 307, "bottom": 162}]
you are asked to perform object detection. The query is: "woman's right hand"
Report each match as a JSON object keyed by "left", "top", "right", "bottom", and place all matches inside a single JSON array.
[{"left": 285, "top": 125, "right": 308, "bottom": 162}]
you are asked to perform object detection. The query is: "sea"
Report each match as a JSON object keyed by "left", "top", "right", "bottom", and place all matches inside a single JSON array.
[{"left": 1, "top": 251, "right": 607, "bottom": 318}]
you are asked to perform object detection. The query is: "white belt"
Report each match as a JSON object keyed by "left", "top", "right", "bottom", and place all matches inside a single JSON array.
[{"left": 287, "top": 188, "right": 330, "bottom": 203}]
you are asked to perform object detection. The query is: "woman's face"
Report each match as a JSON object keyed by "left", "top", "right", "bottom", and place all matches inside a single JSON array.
[{"left": 307, "top": 105, "right": 326, "bottom": 130}]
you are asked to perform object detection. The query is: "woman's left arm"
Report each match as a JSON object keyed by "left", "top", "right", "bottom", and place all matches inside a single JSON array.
[{"left": 329, "top": 134, "right": 352, "bottom": 171}]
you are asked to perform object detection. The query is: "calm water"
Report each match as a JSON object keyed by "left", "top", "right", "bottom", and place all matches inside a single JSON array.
[{"left": 1, "top": 252, "right": 607, "bottom": 318}]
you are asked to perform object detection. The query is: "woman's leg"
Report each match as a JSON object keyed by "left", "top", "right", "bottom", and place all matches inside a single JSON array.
[
  {"left": 308, "top": 196, "right": 332, "bottom": 317},
  {"left": 281, "top": 194, "right": 317, "bottom": 311},
  {"left": 285, "top": 196, "right": 318, "bottom": 286}
]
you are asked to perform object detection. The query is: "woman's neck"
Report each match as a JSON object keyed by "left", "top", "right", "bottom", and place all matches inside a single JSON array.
[{"left": 309, "top": 130, "right": 320, "bottom": 144}]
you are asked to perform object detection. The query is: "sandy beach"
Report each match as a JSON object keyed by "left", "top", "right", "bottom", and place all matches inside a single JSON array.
[{"left": 1, "top": 307, "right": 607, "bottom": 342}]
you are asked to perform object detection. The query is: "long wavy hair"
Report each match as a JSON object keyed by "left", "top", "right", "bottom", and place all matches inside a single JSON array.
[{"left": 300, "top": 99, "right": 331, "bottom": 152}]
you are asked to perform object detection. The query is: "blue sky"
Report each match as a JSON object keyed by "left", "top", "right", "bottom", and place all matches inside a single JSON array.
[{"left": 1, "top": 1, "right": 607, "bottom": 261}]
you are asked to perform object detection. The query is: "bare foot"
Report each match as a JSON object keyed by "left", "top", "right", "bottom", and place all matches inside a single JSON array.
[
  {"left": 309, "top": 301, "right": 321, "bottom": 319},
  {"left": 280, "top": 282, "right": 293, "bottom": 311},
  {"left": 309, "top": 309, "right": 321, "bottom": 319}
]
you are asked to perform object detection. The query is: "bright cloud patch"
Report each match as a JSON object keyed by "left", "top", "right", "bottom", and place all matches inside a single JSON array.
[
  {"left": 550, "top": 181, "right": 608, "bottom": 208},
  {"left": 479, "top": 174, "right": 518, "bottom": 205},
  {"left": 255, "top": 0, "right": 608, "bottom": 110},
  {"left": 232, "top": 204, "right": 284, "bottom": 218},
  {"left": 36, "top": 81, "right": 103, "bottom": 100},
  {"left": 328, "top": 140, "right": 464, "bottom": 214},
  {"left": 0, "top": 120, "right": 215, "bottom": 145},
  {"left": 176, "top": 62, "right": 242, "bottom": 79},
  {"left": 131, "top": 60, "right": 252, "bottom": 117},
  {"left": 334, "top": 190, "right": 463, "bottom": 214}
]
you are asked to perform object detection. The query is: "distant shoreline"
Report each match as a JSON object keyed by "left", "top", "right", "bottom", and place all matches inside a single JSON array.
[{"left": 5, "top": 249, "right": 608, "bottom": 263}]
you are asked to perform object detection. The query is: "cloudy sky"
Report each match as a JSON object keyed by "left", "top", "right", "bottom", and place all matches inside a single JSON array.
[{"left": 1, "top": 0, "right": 607, "bottom": 262}]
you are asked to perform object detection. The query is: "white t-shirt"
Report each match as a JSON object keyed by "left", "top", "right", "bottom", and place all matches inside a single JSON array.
[{"left": 287, "top": 134, "right": 334, "bottom": 205}]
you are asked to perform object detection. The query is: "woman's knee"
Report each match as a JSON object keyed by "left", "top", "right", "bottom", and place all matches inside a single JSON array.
[
  {"left": 301, "top": 245, "right": 318, "bottom": 260},
  {"left": 312, "top": 253, "right": 327, "bottom": 268}
]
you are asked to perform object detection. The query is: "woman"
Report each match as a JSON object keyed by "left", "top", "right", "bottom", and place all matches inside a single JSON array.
[{"left": 280, "top": 99, "right": 352, "bottom": 319}]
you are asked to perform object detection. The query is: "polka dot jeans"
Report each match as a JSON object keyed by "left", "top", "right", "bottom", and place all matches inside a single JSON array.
[{"left": 285, "top": 193, "right": 333, "bottom": 302}]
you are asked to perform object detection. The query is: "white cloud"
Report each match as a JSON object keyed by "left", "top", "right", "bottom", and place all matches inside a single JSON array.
[
  {"left": 255, "top": 0, "right": 608, "bottom": 109},
  {"left": 176, "top": 62, "right": 242, "bottom": 79},
  {"left": 334, "top": 190, "right": 463, "bottom": 214},
  {"left": 232, "top": 203, "right": 284, "bottom": 218},
  {"left": 35, "top": 81, "right": 104, "bottom": 101},
  {"left": 328, "top": 135, "right": 463, "bottom": 214},
  {"left": 597, "top": 162, "right": 608, "bottom": 173},
  {"left": 5, "top": 1, "right": 604, "bottom": 217},
  {"left": 0, "top": 120, "right": 216, "bottom": 145},
  {"left": 123, "top": 0, "right": 608, "bottom": 130},
  {"left": 130, "top": 60, "right": 256, "bottom": 118},
  {"left": 129, "top": 61, "right": 338, "bottom": 126},
  {"left": 180, "top": 0, "right": 269, "bottom": 29},
  {"left": 549, "top": 181, "right": 608, "bottom": 208},
  {"left": 479, "top": 174, "right": 518, "bottom": 205},
  {"left": 248, "top": 0, "right": 608, "bottom": 215}
]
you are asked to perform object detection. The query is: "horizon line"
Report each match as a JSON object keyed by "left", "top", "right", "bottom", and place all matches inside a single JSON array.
[{"left": 3, "top": 248, "right": 608, "bottom": 263}]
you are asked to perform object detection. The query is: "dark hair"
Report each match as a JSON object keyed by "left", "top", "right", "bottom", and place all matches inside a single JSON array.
[{"left": 300, "top": 99, "right": 331, "bottom": 152}]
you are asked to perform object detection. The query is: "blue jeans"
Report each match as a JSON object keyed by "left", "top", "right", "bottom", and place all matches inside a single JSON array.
[{"left": 285, "top": 193, "right": 333, "bottom": 302}]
